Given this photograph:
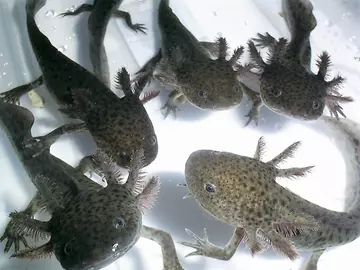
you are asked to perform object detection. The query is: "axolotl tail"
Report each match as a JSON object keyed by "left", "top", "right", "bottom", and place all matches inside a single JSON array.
[
  {"left": 25, "top": 0, "right": 46, "bottom": 17},
  {"left": 321, "top": 116, "right": 360, "bottom": 216},
  {"left": 282, "top": 0, "right": 317, "bottom": 40},
  {"left": 158, "top": 0, "right": 202, "bottom": 59}
]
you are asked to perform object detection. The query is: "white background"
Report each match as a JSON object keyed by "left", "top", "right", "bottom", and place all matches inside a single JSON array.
[{"left": 1, "top": 0, "right": 360, "bottom": 269}]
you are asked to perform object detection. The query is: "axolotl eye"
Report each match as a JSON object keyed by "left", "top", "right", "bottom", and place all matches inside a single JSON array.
[
  {"left": 204, "top": 183, "right": 216, "bottom": 193},
  {"left": 312, "top": 100, "right": 322, "bottom": 110},
  {"left": 113, "top": 217, "right": 126, "bottom": 229},
  {"left": 149, "top": 135, "right": 157, "bottom": 146},
  {"left": 198, "top": 89, "right": 207, "bottom": 98},
  {"left": 64, "top": 243, "right": 73, "bottom": 255},
  {"left": 232, "top": 86, "right": 240, "bottom": 93}
]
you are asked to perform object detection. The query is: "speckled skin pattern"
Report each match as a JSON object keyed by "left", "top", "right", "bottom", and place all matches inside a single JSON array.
[
  {"left": 49, "top": 184, "right": 142, "bottom": 270},
  {"left": 1, "top": 0, "right": 158, "bottom": 170},
  {"left": 0, "top": 100, "right": 184, "bottom": 270},
  {"left": 59, "top": 0, "right": 146, "bottom": 87},
  {"left": 0, "top": 100, "right": 142, "bottom": 270},
  {"left": 181, "top": 135, "right": 360, "bottom": 269},
  {"left": 134, "top": 0, "right": 248, "bottom": 117},
  {"left": 245, "top": 0, "right": 353, "bottom": 125}
]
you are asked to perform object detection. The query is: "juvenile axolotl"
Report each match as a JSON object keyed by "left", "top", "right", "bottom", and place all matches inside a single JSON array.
[
  {"left": 59, "top": 0, "right": 147, "bottom": 88},
  {"left": 179, "top": 117, "right": 360, "bottom": 269},
  {"left": 0, "top": 0, "right": 158, "bottom": 175},
  {"left": 243, "top": 0, "right": 353, "bottom": 125},
  {"left": 132, "top": 0, "right": 257, "bottom": 118},
  {"left": 0, "top": 100, "right": 184, "bottom": 270}
]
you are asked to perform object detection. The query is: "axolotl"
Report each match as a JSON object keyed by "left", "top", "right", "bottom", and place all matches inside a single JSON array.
[
  {"left": 1, "top": 0, "right": 158, "bottom": 175},
  {"left": 133, "top": 0, "right": 256, "bottom": 118},
  {"left": 180, "top": 118, "right": 360, "bottom": 269},
  {"left": 59, "top": 0, "right": 147, "bottom": 88},
  {"left": 0, "top": 100, "right": 184, "bottom": 270},
  {"left": 243, "top": 0, "right": 353, "bottom": 125}
]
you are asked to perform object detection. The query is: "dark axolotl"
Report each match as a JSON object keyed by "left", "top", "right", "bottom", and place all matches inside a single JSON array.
[
  {"left": 179, "top": 117, "right": 360, "bottom": 270},
  {"left": 0, "top": 100, "right": 184, "bottom": 270},
  {"left": 59, "top": 0, "right": 147, "bottom": 88},
  {"left": 0, "top": 0, "right": 158, "bottom": 175},
  {"left": 132, "top": 0, "right": 257, "bottom": 118},
  {"left": 243, "top": 0, "right": 353, "bottom": 125}
]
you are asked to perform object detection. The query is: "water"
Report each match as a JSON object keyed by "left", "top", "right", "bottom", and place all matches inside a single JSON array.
[{"left": 0, "top": 0, "right": 360, "bottom": 270}]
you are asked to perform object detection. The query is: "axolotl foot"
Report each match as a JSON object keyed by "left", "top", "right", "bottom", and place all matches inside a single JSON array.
[
  {"left": 0, "top": 219, "right": 30, "bottom": 253},
  {"left": 180, "top": 227, "right": 244, "bottom": 260},
  {"left": 0, "top": 76, "right": 43, "bottom": 105},
  {"left": 239, "top": 82, "right": 263, "bottom": 127},
  {"left": 252, "top": 32, "right": 277, "bottom": 49},
  {"left": 161, "top": 90, "right": 186, "bottom": 119}
]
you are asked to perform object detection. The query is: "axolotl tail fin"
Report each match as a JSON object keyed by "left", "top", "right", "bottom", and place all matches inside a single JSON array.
[
  {"left": 321, "top": 116, "right": 360, "bottom": 215},
  {"left": 282, "top": 0, "right": 317, "bottom": 41},
  {"left": 25, "top": 0, "right": 46, "bottom": 17},
  {"left": 282, "top": 0, "right": 317, "bottom": 66}
]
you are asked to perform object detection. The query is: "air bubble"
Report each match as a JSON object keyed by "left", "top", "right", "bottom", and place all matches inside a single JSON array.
[
  {"left": 45, "top": 10, "right": 57, "bottom": 17},
  {"left": 324, "top": 20, "right": 332, "bottom": 27},
  {"left": 57, "top": 45, "right": 68, "bottom": 52},
  {"left": 349, "top": 36, "right": 357, "bottom": 42},
  {"left": 342, "top": 12, "right": 351, "bottom": 20},
  {"left": 2, "top": 72, "right": 6, "bottom": 75},
  {"left": 7, "top": 82, "right": 12, "bottom": 87},
  {"left": 3, "top": 62, "right": 8, "bottom": 66}
]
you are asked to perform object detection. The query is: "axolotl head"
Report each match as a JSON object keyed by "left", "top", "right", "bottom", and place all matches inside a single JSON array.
[
  {"left": 178, "top": 58, "right": 243, "bottom": 111},
  {"left": 184, "top": 149, "right": 272, "bottom": 225},
  {"left": 50, "top": 175, "right": 160, "bottom": 270},
  {"left": 171, "top": 37, "right": 247, "bottom": 111}
]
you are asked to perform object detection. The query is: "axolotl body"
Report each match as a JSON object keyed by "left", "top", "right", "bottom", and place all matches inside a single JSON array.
[
  {"left": 244, "top": 0, "right": 353, "bottom": 125},
  {"left": 0, "top": 99, "right": 184, "bottom": 270},
  {"left": 133, "top": 0, "right": 256, "bottom": 118},
  {"left": 0, "top": 0, "right": 158, "bottom": 175},
  {"left": 181, "top": 118, "right": 360, "bottom": 269}
]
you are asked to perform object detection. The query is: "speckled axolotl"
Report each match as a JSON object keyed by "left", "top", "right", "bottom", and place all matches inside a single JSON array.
[
  {"left": 132, "top": 0, "right": 257, "bottom": 118},
  {"left": 179, "top": 122, "right": 360, "bottom": 269},
  {"left": 59, "top": 0, "right": 147, "bottom": 88},
  {"left": 0, "top": 0, "right": 158, "bottom": 175},
  {"left": 0, "top": 101, "right": 184, "bottom": 270},
  {"left": 243, "top": 0, "right": 353, "bottom": 125}
]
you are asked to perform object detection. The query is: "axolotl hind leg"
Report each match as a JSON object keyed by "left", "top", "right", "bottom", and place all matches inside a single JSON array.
[
  {"left": 141, "top": 225, "right": 185, "bottom": 270},
  {"left": 0, "top": 76, "right": 43, "bottom": 105}
]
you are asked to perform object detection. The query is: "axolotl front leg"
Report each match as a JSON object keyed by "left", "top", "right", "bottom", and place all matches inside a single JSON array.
[
  {"left": 141, "top": 225, "right": 185, "bottom": 270},
  {"left": 0, "top": 192, "right": 46, "bottom": 253},
  {"left": 59, "top": 3, "right": 147, "bottom": 34}
]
